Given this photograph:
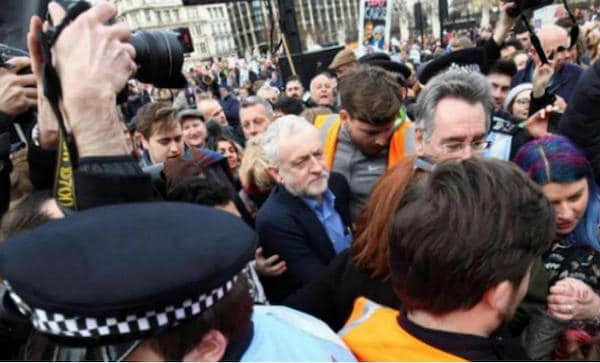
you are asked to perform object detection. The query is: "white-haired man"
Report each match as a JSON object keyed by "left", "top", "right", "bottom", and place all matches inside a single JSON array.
[{"left": 256, "top": 115, "right": 352, "bottom": 303}]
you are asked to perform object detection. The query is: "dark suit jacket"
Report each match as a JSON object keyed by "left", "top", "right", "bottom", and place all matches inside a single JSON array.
[
  {"left": 512, "top": 61, "right": 582, "bottom": 102},
  {"left": 255, "top": 172, "right": 351, "bottom": 304}
]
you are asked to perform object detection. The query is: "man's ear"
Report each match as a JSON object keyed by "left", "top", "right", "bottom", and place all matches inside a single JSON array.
[
  {"left": 183, "top": 329, "right": 228, "bottom": 362},
  {"left": 339, "top": 110, "right": 350, "bottom": 127},
  {"left": 415, "top": 128, "right": 425, "bottom": 157},
  {"left": 140, "top": 135, "right": 150, "bottom": 150},
  {"left": 483, "top": 280, "right": 513, "bottom": 314}
]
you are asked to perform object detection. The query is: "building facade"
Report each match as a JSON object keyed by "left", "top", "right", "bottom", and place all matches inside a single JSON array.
[
  {"left": 227, "top": 0, "right": 361, "bottom": 56},
  {"left": 112, "top": 0, "right": 236, "bottom": 66}
]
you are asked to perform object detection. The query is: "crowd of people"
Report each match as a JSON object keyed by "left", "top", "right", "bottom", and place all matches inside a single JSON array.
[{"left": 0, "top": 0, "right": 600, "bottom": 361}]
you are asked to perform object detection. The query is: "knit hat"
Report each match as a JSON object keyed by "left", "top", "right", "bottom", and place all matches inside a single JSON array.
[{"left": 503, "top": 83, "right": 533, "bottom": 111}]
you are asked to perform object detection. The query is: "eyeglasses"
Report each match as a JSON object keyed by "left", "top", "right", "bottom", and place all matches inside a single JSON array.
[
  {"left": 440, "top": 140, "right": 491, "bottom": 155},
  {"left": 548, "top": 46, "right": 569, "bottom": 61}
]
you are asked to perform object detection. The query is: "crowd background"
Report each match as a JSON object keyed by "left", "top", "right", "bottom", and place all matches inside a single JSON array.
[{"left": 0, "top": 0, "right": 600, "bottom": 361}]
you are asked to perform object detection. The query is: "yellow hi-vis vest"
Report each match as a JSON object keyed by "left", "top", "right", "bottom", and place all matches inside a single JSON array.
[
  {"left": 314, "top": 115, "right": 415, "bottom": 170},
  {"left": 339, "top": 297, "right": 468, "bottom": 362}
]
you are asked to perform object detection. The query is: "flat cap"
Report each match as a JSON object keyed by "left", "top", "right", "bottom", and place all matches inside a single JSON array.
[
  {"left": 417, "top": 47, "right": 489, "bottom": 85},
  {"left": 177, "top": 108, "right": 204, "bottom": 122},
  {"left": 329, "top": 48, "right": 357, "bottom": 70},
  {"left": 0, "top": 203, "right": 256, "bottom": 343}
]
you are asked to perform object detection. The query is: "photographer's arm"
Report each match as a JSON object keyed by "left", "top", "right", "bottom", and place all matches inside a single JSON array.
[{"left": 483, "top": 2, "right": 519, "bottom": 68}]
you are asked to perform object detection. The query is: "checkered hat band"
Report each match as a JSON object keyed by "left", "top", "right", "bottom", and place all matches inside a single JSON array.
[{"left": 6, "top": 273, "right": 240, "bottom": 339}]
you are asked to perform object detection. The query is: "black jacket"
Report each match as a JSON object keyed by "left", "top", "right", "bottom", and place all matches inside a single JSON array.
[
  {"left": 284, "top": 249, "right": 399, "bottom": 331},
  {"left": 560, "top": 58, "right": 600, "bottom": 182},
  {"left": 255, "top": 172, "right": 350, "bottom": 304}
]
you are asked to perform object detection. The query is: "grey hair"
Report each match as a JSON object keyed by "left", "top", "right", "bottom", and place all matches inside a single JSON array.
[
  {"left": 196, "top": 98, "right": 220, "bottom": 120},
  {"left": 240, "top": 96, "right": 274, "bottom": 121},
  {"left": 261, "top": 115, "right": 317, "bottom": 167},
  {"left": 415, "top": 69, "right": 494, "bottom": 141}
]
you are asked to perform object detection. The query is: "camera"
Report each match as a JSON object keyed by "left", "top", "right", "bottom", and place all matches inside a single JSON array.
[
  {"left": 52, "top": 0, "right": 188, "bottom": 88},
  {"left": 505, "top": 0, "right": 555, "bottom": 17}
]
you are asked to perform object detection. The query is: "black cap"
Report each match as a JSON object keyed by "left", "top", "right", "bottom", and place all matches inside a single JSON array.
[
  {"left": 358, "top": 53, "right": 412, "bottom": 84},
  {"left": 0, "top": 203, "right": 256, "bottom": 345},
  {"left": 417, "top": 47, "right": 488, "bottom": 85}
]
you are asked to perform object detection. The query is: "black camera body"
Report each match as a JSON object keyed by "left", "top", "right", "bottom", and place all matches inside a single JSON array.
[
  {"left": 506, "top": 0, "right": 555, "bottom": 17},
  {"left": 52, "top": 0, "right": 188, "bottom": 89}
]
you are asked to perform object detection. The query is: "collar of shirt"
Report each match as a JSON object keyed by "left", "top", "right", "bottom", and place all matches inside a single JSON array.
[{"left": 302, "top": 189, "right": 335, "bottom": 214}]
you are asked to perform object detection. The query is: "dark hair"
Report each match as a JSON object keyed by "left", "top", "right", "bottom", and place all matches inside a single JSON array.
[
  {"left": 389, "top": 158, "right": 554, "bottom": 314},
  {"left": 144, "top": 275, "right": 253, "bottom": 361},
  {"left": 285, "top": 75, "right": 302, "bottom": 85},
  {"left": 1, "top": 190, "right": 54, "bottom": 240},
  {"left": 488, "top": 59, "right": 518, "bottom": 79},
  {"left": 167, "top": 175, "right": 231, "bottom": 207},
  {"left": 274, "top": 95, "right": 305, "bottom": 116},
  {"left": 135, "top": 102, "right": 179, "bottom": 140},
  {"left": 351, "top": 156, "right": 417, "bottom": 280},
  {"left": 338, "top": 66, "right": 401, "bottom": 126},
  {"left": 502, "top": 39, "right": 523, "bottom": 52}
]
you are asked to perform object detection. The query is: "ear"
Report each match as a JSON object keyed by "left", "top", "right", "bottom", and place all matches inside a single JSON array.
[
  {"left": 483, "top": 280, "right": 513, "bottom": 314},
  {"left": 267, "top": 165, "right": 283, "bottom": 185},
  {"left": 339, "top": 110, "right": 350, "bottom": 128},
  {"left": 183, "top": 329, "right": 228, "bottom": 362},
  {"left": 140, "top": 135, "right": 150, "bottom": 150},
  {"left": 414, "top": 127, "right": 425, "bottom": 157}
]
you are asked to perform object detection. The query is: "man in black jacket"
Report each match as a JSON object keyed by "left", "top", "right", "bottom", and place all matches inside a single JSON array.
[{"left": 256, "top": 115, "right": 351, "bottom": 304}]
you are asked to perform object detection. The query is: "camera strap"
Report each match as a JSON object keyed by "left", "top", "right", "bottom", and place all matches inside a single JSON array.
[
  {"left": 38, "top": 1, "right": 91, "bottom": 210},
  {"left": 520, "top": 0, "right": 579, "bottom": 65}
]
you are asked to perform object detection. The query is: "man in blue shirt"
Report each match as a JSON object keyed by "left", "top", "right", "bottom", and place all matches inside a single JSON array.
[{"left": 256, "top": 115, "right": 352, "bottom": 303}]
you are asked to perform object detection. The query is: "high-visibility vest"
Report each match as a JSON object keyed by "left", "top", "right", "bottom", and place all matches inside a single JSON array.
[
  {"left": 314, "top": 115, "right": 415, "bottom": 170},
  {"left": 339, "top": 297, "right": 468, "bottom": 362}
]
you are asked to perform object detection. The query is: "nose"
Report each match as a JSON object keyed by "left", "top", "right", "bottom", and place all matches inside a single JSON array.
[
  {"left": 556, "top": 201, "right": 575, "bottom": 220},
  {"left": 308, "top": 155, "right": 325, "bottom": 173},
  {"left": 248, "top": 123, "right": 257, "bottom": 136},
  {"left": 169, "top": 141, "right": 180, "bottom": 155},
  {"left": 460, "top": 145, "right": 474, "bottom": 160},
  {"left": 374, "top": 131, "right": 389, "bottom": 147}
]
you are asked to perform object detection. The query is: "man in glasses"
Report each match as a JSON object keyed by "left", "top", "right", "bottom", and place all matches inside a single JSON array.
[
  {"left": 415, "top": 69, "right": 494, "bottom": 165},
  {"left": 513, "top": 24, "right": 582, "bottom": 103}
]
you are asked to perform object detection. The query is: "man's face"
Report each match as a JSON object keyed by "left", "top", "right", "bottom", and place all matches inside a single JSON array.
[
  {"left": 365, "top": 23, "right": 373, "bottom": 38},
  {"left": 539, "top": 29, "right": 571, "bottom": 72},
  {"left": 487, "top": 73, "right": 512, "bottom": 112},
  {"left": 275, "top": 128, "right": 329, "bottom": 200},
  {"left": 513, "top": 53, "right": 529, "bottom": 71},
  {"left": 310, "top": 75, "right": 334, "bottom": 107},
  {"left": 205, "top": 102, "right": 228, "bottom": 128},
  {"left": 517, "top": 32, "right": 532, "bottom": 50},
  {"left": 341, "top": 110, "right": 394, "bottom": 157},
  {"left": 416, "top": 97, "right": 488, "bottom": 163},
  {"left": 500, "top": 45, "right": 517, "bottom": 60},
  {"left": 142, "top": 123, "right": 184, "bottom": 165},
  {"left": 240, "top": 103, "right": 272, "bottom": 139},
  {"left": 181, "top": 118, "right": 206, "bottom": 148},
  {"left": 285, "top": 80, "right": 304, "bottom": 100},
  {"left": 259, "top": 89, "right": 279, "bottom": 104}
]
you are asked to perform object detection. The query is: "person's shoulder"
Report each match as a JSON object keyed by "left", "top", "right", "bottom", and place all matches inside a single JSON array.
[
  {"left": 562, "top": 62, "right": 584, "bottom": 76},
  {"left": 255, "top": 187, "right": 293, "bottom": 222}
]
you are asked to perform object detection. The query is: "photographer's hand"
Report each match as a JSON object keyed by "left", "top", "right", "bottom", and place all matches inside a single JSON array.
[
  {"left": 493, "top": 2, "right": 519, "bottom": 46},
  {"left": 46, "top": 1, "right": 135, "bottom": 158},
  {"left": 0, "top": 57, "right": 37, "bottom": 117},
  {"left": 27, "top": 16, "right": 58, "bottom": 150}
]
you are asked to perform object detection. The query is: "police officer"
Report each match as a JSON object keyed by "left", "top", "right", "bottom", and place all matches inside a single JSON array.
[{"left": 0, "top": 203, "right": 356, "bottom": 361}]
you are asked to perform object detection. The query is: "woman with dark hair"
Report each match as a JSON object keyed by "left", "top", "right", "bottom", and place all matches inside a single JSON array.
[
  {"left": 514, "top": 135, "right": 600, "bottom": 359},
  {"left": 284, "top": 156, "right": 419, "bottom": 331},
  {"left": 209, "top": 136, "right": 243, "bottom": 190}
]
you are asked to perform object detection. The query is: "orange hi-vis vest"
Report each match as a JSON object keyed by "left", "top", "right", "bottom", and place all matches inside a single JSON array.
[
  {"left": 314, "top": 115, "right": 415, "bottom": 170},
  {"left": 339, "top": 298, "right": 469, "bottom": 362}
]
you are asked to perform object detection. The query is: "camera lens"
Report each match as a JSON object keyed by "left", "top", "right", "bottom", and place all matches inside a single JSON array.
[{"left": 130, "top": 30, "right": 187, "bottom": 89}]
